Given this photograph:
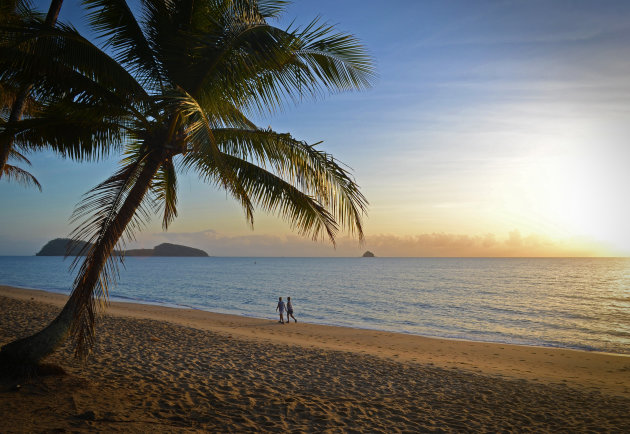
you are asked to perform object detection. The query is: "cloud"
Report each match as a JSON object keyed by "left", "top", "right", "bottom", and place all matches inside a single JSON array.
[
  {"left": 361, "top": 231, "right": 585, "bottom": 257},
  {"left": 127, "top": 229, "right": 613, "bottom": 257}
]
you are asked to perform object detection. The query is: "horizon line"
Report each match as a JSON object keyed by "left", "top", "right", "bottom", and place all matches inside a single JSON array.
[{"left": 2, "top": 255, "right": 628, "bottom": 259}]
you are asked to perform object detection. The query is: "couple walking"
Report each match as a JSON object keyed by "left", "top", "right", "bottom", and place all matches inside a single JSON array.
[{"left": 276, "top": 296, "right": 297, "bottom": 324}]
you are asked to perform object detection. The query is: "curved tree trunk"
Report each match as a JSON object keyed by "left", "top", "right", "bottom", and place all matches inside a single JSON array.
[
  {"left": 0, "top": 295, "right": 77, "bottom": 367},
  {"left": 0, "top": 0, "right": 64, "bottom": 178},
  {"left": 0, "top": 149, "right": 166, "bottom": 368}
]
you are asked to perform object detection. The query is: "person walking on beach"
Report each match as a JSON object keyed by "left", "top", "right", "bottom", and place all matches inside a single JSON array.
[
  {"left": 276, "top": 297, "right": 286, "bottom": 324},
  {"left": 286, "top": 296, "right": 297, "bottom": 323}
]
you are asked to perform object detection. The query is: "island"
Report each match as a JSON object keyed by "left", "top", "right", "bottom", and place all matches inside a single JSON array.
[
  {"left": 36, "top": 238, "right": 97, "bottom": 256},
  {"left": 36, "top": 239, "right": 208, "bottom": 257},
  {"left": 362, "top": 251, "right": 375, "bottom": 257},
  {"left": 126, "top": 243, "right": 208, "bottom": 257}
]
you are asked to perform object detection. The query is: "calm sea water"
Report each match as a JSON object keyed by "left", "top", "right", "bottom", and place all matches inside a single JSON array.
[{"left": 1, "top": 256, "right": 629, "bottom": 354}]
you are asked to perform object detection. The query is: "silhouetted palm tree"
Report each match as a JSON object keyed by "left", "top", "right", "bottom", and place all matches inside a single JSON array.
[
  {"left": 0, "top": 0, "right": 374, "bottom": 368},
  {"left": 0, "top": 0, "right": 64, "bottom": 189}
]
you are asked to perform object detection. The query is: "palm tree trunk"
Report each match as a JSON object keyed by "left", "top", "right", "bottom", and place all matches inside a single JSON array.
[
  {"left": 0, "top": 0, "right": 64, "bottom": 178},
  {"left": 0, "top": 149, "right": 166, "bottom": 367},
  {"left": 45, "top": 0, "right": 64, "bottom": 25},
  {"left": 0, "top": 294, "right": 77, "bottom": 367}
]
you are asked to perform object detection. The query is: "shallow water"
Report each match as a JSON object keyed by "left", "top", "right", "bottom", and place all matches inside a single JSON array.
[{"left": 1, "top": 256, "right": 628, "bottom": 353}]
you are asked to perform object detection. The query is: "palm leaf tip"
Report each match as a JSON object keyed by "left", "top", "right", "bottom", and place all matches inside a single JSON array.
[
  {"left": 2, "top": 163, "right": 42, "bottom": 191},
  {"left": 294, "top": 18, "right": 377, "bottom": 91},
  {"left": 152, "top": 158, "right": 178, "bottom": 230}
]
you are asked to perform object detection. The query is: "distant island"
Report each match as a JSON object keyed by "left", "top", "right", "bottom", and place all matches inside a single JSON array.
[
  {"left": 36, "top": 238, "right": 208, "bottom": 257},
  {"left": 126, "top": 243, "right": 208, "bottom": 257},
  {"left": 362, "top": 251, "right": 375, "bottom": 257},
  {"left": 36, "top": 238, "right": 103, "bottom": 256}
]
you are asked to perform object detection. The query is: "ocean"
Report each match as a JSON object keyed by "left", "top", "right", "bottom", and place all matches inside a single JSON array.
[{"left": 0, "top": 256, "right": 628, "bottom": 354}]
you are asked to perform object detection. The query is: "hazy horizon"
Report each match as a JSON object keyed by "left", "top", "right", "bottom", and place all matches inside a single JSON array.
[{"left": 3, "top": 231, "right": 627, "bottom": 258}]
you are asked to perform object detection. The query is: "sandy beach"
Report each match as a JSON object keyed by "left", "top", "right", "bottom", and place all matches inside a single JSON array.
[{"left": 1, "top": 285, "right": 629, "bottom": 432}]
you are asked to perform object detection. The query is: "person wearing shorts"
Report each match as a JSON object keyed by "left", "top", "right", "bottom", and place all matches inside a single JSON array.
[
  {"left": 276, "top": 297, "right": 286, "bottom": 324},
  {"left": 286, "top": 296, "right": 297, "bottom": 323}
]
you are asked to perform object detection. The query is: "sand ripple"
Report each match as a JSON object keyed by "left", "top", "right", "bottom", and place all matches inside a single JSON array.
[{"left": 1, "top": 295, "right": 629, "bottom": 432}]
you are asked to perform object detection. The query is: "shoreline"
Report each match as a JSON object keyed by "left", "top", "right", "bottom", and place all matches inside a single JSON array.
[
  {"left": 4, "top": 283, "right": 626, "bottom": 356},
  {"left": 1, "top": 285, "right": 629, "bottom": 431},
  {"left": 2, "top": 285, "right": 629, "bottom": 398}
]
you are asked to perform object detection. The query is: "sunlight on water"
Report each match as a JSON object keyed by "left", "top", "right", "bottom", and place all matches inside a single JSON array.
[{"left": 1, "top": 257, "right": 628, "bottom": 354}]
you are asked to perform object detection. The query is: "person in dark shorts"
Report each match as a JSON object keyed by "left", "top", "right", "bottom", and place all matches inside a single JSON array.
[
  {"left": 276, "top": 297, "right": 286, "bottom": 324},
  {"left": 286, "top": 296, "right": 297, "bottom": 323}
]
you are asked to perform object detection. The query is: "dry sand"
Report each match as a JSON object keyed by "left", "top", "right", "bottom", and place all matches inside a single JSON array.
[{"left": 1, "top": 285, "right": 629, "bottom": 432}]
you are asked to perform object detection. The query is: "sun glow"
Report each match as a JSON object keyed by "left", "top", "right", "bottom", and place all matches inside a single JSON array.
[{"left": 497, "top": 143, "right": 629, "bottom": 256}]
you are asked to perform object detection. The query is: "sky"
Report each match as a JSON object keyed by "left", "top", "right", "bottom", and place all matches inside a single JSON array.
[{"left": 1, "top": 0, "right": 629, "bottom": 257}]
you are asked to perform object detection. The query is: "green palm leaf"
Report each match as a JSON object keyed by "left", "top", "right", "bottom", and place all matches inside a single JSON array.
[
  {"left": 151, "top": 157, "right": 178, "bottom": 230},
  {"left": 0, "top": 20, "right": 149, "bottom": 110},
  {"left": 190, "top": 18, "right": 375, "bottom": 115},
  {"left": 164, "top": 88, "right": 255, "bottom": 222},
  {"left": 3, "top": 100, "right": 130, "bottom": 161},
  {"left": 211, "top": 127, "right": 368, "bottom": 238},
  {"left": 185, "top": 150, "right": 339, "bottom": 242},
  {"left": 82, "top": 0, "right": 163, "bottom": 89}
]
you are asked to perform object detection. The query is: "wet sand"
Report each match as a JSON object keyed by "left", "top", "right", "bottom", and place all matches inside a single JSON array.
[{"left": 1, "top": 285, "right": 629, "bottom": 432}]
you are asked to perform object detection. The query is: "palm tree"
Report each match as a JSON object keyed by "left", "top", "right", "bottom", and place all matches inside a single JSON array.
[
  {"left": 0, "top": 0, "right": 374, "bottom": 368},
  {"left": 0, "top": 0, "right": 64, "bottom": 188}
]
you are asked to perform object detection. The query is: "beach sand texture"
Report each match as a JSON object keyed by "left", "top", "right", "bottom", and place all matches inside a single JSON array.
[{"left": 1, "top": 286, "right": 629, "bottom": 432}]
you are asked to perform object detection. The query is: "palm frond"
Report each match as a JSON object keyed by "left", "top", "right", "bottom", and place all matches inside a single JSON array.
[
  {"left": 255, "top": 0, "right": 290, "bottom": 19},
  {"left": 212, "top": 127, "right": 368, "bottom": 239},
  {"left": 293, "top": 19, "right": 375, "bottom": 92},
  {"left": 151, "top": 157, "right": 178, "bottom": 230},
  {"left": 191, "top": 16, "right": 375, "bottom": 115},
  {"left": 188, "top": 151, "right": 339, "bottom": 243},
  {"left": 164, "top": 88, "right": 255, "bottom": 223},
  {"left": 161, "top": 86, "right": 256, "bottom": 130},
  {"left": 3, "top": 99, "right": 131, "bottom": 161},
  {"left": 8, "top": 147, "right": 31, "bottom": 164},
  {"left": 2, "top": 162, "right": 41, "bottom": 190},
  {"left": 0, "top": 20, "right": 149, "bottom": 112},
  {"left": 67, "top": 148, "right": 164, "bottom": 358},
  {"left": 0, "top": 1, "right": 41, "bottom": 27},
  {"left": 82, "top": 0, "right": 163, "bottom": 89}
]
